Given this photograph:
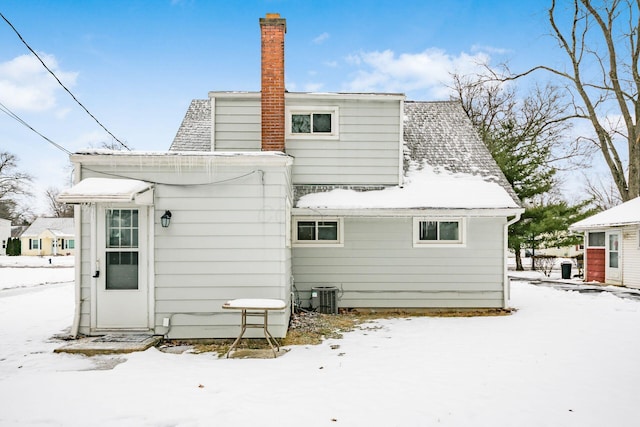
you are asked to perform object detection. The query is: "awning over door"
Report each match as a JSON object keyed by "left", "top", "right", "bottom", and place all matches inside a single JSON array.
[{"left": 57, "top": 178, "right": 154, "bottom": 205}]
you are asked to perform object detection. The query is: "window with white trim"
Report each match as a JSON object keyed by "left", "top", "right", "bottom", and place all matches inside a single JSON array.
[
  {"left": 293, "top": 217, "right": 343, "bottom": 246},
  {"left": 286, "top": 106, "right": 339, "bottom": 139},
  {"left": 587, "top": 231, "right": 605, "bottom": 247},
  {"left": 413, "top": 218, "right": 465, "bottom": 247}
]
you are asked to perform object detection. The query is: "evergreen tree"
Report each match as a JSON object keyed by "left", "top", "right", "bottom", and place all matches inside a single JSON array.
[{"left": 453, "top": 76, "right": 593, "bottom": 270}]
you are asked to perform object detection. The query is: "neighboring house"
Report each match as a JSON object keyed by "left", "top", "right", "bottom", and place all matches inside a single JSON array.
[
  {"left": 570, "top": 197, "right": 640, "bottom": 288},
  {"left": 0, "top": 218, "right": 10, "bottom": 256},
  {"left": 533, "top": 244, "right": 584, "bottom": 258},
  {"left": 58, "top": 14, "right": 523, "bottom": 339},
  {"left": 20, "top": 217, "right": 75, "bottom": 256}
]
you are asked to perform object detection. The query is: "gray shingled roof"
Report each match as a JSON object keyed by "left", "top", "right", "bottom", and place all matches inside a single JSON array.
[
  {"left": 169, "top": 98, "right": 520, "bottom": 206},
  {"left": 169, "top": 99, "right": 211, "bottom": 151},
  {"left": 403, "top": 101, "right": 520, "bottom": 205}
]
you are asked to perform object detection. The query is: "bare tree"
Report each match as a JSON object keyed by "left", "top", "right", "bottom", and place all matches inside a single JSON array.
[
  {"left": 44, "top": 187, "right": 74, "bottom": 218},
  {"left": 511, "top": 0, "right": 640, "bottom": 202},
  {"left": 584, "top": 173, "right": 624, "bottom": 209},
  {"left": 451, "top": 74, "right": 590, "bottom": 173},
  {"left": 0, "top": 151, "right": 32, "bottom": 222}
]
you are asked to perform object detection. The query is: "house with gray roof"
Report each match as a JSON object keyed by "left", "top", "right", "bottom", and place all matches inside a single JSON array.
[
  {"left": 58, "top": 13, "right": 522, "bottom": 339},
  {"left": 20, "top": 217, "right": 75, "bottom": 256}
]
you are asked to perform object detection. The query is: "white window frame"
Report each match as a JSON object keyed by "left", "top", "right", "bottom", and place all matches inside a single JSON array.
[
  {"left": 293, "top": 217, "right": 344, "bottom": 247},
  {"left": 285, "top": 106, "right": 339, "bottom": 140},
  {"left": 413, "top": 217, "right": 466, "bottom": 248},
  {"left": 587, "top": 231, "right": 606, "bottom": 248}
]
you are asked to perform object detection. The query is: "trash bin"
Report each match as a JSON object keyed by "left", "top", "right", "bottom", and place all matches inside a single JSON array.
[{"left": 561, "top": 261, "right": 572, "bottom": 279}]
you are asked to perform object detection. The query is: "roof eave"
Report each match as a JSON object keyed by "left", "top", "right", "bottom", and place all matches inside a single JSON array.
[
  {"left": 570, "top": 221, "right": 640, "bottom": 231},
  {"left": 292, "top": 207, "right": 524, "bottom": 217}
]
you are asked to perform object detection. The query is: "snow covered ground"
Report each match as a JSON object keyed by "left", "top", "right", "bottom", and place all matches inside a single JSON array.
[{"left": 1, "top": 256, "right": 639, "bottom": 426}]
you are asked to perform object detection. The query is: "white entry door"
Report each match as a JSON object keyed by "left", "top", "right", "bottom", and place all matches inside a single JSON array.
[
  {"left": 605, "top": 230, "right": 622, "bottom": 282},
  {"left": 96, "top": 206, "right": 149, "bottom": 329}
]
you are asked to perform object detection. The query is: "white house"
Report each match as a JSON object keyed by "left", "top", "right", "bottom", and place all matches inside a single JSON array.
[
  {"left": 58, "top": 14, "right": 523, "bottom": 339},
  {"left": 570, "top": 197, "right": 640, "bottom": 288},
  {"left": 0, "top": 218, "right": 10, "bottom": 256}
]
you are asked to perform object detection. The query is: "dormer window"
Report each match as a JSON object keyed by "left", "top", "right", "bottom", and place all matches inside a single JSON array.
[
  {"left": 286, "top": 106, "right": 339, "bottom": 139},
  {"left": 292, "top": 113, "right": 331, "bottom": 134}
]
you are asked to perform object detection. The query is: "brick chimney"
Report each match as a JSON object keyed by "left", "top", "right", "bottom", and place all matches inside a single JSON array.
[{"left": 260, "top": 13, "right": 286, "bottom": 152}]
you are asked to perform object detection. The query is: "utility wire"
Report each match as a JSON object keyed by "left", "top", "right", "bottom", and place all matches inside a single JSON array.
[
  {"left": 0, "top": 101, "right": 72, "bottom": 155},
  {"left": 82, "top": 166, "right": 263, "bottom": 186},
  {"left": 0, "top": 11, "right": 131, "bottom": 151}
]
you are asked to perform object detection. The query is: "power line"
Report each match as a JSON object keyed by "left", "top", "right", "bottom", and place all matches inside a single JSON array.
[
  {"left": 0, "top": 11, "right": 131, "bottom": 151},
  {"left": 0, "top": 101, "right": 72, "bottom": 155}
]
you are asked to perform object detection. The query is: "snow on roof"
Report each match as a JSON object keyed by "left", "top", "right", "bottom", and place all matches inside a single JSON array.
[
  {"left": 571, "top": 196, "right": 640, "bottom": 229},
  {"left": 22, "top": 217, "right": 74, "bottom": 237},
  {"left": 403, "top": 101, "right": 520, "bottom": 205},
  {"left": 297, "top": 165, "right": 520, "bottom": 210},
  {"left": 57, "top": 178, "right": 153, "bottom": 204}
]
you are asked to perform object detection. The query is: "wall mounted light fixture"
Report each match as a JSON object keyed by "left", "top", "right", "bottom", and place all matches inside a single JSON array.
[{"left": 160, "top": 210, "right": 172, "bottom": 228}]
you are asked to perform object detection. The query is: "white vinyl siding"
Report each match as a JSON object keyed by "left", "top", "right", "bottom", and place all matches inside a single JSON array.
[
  {"left": 212, "top": 96, "right": 261, "bottom": 151},
  {"left": 622, "top": 225, "right": 640, "bottom": 289},
  {"left": 286, "top": 97, "right": 401, "bottom": 185},
  {"left": 293, "top": 216, "right": 507, "bottom": 309},
  {"left": 210, "top": 93, "right": 403, "bottom": 186}
]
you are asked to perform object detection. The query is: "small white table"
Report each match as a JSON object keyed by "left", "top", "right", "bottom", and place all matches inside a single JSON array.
[{"left": 222, "top": 298, "right": 287, "bottom": 358}]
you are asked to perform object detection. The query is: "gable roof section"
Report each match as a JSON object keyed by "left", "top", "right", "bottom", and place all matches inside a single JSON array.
[
  {"left": 169, "top": 99, "right": 211, "bottom": 151},
  {"left": 571, "top": 196, "right": 640, "bottom": 229},
  {"left": 168, "top": 97, "right": 521, "bottom": 211},
  {"left": 403, "top": 101, "right": 520, "bottom": 205},
  {"left": 22, "top": 217, "right": 74, "bottom": 238}
]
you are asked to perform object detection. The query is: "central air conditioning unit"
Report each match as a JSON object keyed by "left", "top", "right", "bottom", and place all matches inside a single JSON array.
[{"left": 311, "top": 286, "right": 339, "bottom": 314}]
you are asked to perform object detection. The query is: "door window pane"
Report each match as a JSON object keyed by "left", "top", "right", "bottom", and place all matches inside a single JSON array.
[
  {"left": 609, "top": 234, "right": 619, "bottom": 268},
  {"left": 609, "top": 252, "right": 619, "bottom": 269},
  {"left": 106, "top": 252, "right": 139, "bottom": 290},
  {"left": 107, "top": 209, "right": 138, "bottom": 248}
]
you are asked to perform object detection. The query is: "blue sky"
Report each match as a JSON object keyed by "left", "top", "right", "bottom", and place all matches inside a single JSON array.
[{"left": 1, "top": 0, "right": 572, "bottom": 214}]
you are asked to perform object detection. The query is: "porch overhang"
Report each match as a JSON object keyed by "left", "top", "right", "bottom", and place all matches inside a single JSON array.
[{"left": 57, "top": 178, "right": 154, "bottom": 205}]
